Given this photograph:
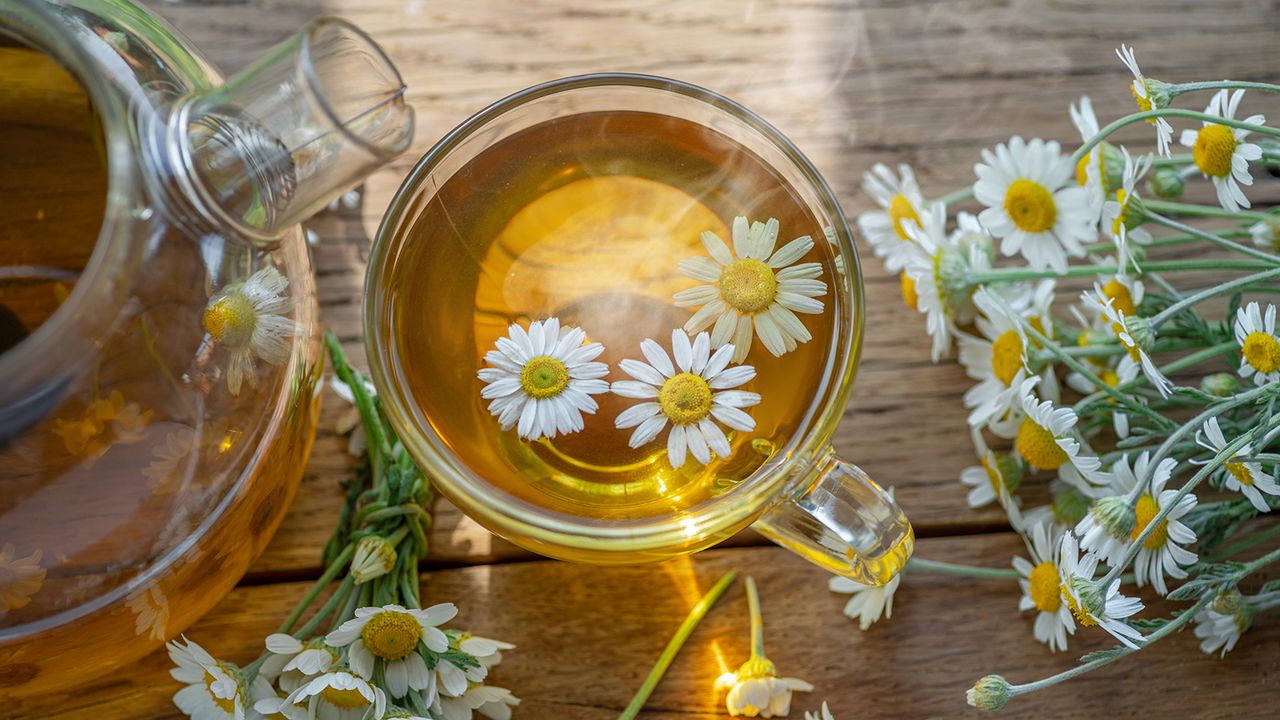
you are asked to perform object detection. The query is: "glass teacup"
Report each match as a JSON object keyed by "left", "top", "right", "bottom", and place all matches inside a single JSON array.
[{"left": 365, "top": 74, "right": 912, "bottom": 584}]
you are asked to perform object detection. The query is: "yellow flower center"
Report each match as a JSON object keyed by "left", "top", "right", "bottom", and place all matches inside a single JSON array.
[
  {"left": 1016, "top": 418, "right": 1067, "bottom": 471},
  {"left": 1130, "top": 493, "right": 1169, "bottom": 549},
  {"left": 1226, "top": 461, "right": 1255, "bottom": 486},
  {"left": 981, "top": 455, "right": 1002, "bottom": 494},
  {"left": 990, "top": 330, "right": 1025, "bottom": 386},
  {"left": 1241, "top": 331, "right": 1280, "bottom": 374},
  {"left": 1101, "top": 369, "right": 1121, "bottom": 404},
  {"left": 1131, "top": 81, "right": 1153, "bottom": 115},
  {"left": 1028, "top": 562, "right": 1061, "bottom": 613},
  {"left": 1003, "top": 179, "right": 1057, "bottom": 233},
  {"left": 1110, "top": 321, "right": 1141, "bottom": 362},
  {"left": 202, "top": 671, "right": 238, "bottom": 714},
  {"left": 1192, "top": 124, "right": 1237, "bottom": 178},
  {"left": 888, "top": 193, "right": 920, "bottom": 240},
  {"left": 519, "top": 356, "right": 570, "bottom": 399},
  {"left": 1062, "top": 582, "right": 1097, "bottom": 627},
  {"left": 320, "top": 686, "right": 370, "bottom": 710},
  {"left": 1075, "top": 151, "right": 1093, "bottom": 188},
  {"left": 1102, "top": 278, "right": 1136, "bottom": 319},
  {"left": 900, "top": 273, "right": 918, "bottom": 310},
  {"left": 719, "top": 258, "right": 779, "bottom": 314},
  {"left": 658, "top": 372, "right": 714, "bottom": 426},
  {"left": 1110, "top": 189, "right": 1130, "bottom": 239},
  {"left": 203, "top": 293, "right": 257, "bottom": 348},
  {"left": 360, "top": 610, "right": 423, "bottom": 661}
]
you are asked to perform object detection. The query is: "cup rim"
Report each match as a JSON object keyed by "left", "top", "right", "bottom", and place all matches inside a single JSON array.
[{"left": 365, "top": 72, "right": 865, "bottom": 555}]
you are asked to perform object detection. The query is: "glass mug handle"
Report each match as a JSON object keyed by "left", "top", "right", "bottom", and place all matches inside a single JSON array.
[{"left": 753, "top": 450, "right": 914, "bottom": 586}]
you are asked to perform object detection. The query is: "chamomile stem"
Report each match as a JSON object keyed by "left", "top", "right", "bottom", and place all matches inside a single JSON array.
[
  {"left": 294, "top": 575, "right": 357, "bottom": 640},
  {"left": 276, "top": 542, "right": 355, "bottom": 634},
  {"left": 1171, "top": 80, "right": 1280, "bottom": 96},
  {"left": 906, "top": 557, "right": 1020, "bottom": 580},
  {"left": 746, "top": 576, "right": 766, "bottom": 659},
  {"left": 326, "top": 331, "right": 393, "bottom": 481},
  {"left": 1142, "top": 199, "right": 1272, "bottom": 223},
  {"left": 617, "top": 571, "right": 738, "bottom": 720},
  {"left": 1073, "top": 108, "right": 1280, "bottom": 164},
  {"left": 1142, "top": 212, "right": 1280, "bottom": 266},
  {"left": 1074, "top": 341, "right": 1237, "bottom": 413},
  {"left": 966, "top": 258, "right": 1272, "bottom": 284},
  {"left": 1149, "top": 266, "right": 1280, "bottom": 329},
  {"left": 934, "top": 187, "right": 975, "bottom": 207}
]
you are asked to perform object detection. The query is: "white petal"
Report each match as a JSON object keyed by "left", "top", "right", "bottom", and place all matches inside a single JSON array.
[
  {"left": 667, "top": 425, "right": 688, "bottom": 467},
  {"left": 611, "top": 380, "right": 659, "bottom": 399},
  {"left": 640, "top": 339, "right": 676, "bottom": 378},
  {"left": 671, "top": 329, "right": 694, "bottom": 373}
]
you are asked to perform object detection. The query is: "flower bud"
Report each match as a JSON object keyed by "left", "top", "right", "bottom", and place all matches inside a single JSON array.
[
  {"left": 966, "top": 675, "right": 1012, "bottom": 712},
  {"left": 1145, "top": 78, "right": 1174, "bottom": 110},
  {"left": 1098, "top": 142, "right": 1127, "bottom": 194},
  {"left": 1201, "top": 372, "right": 1241, "bottom": 398},
  {"left": 1147, "top": 167, "right": 1184, "bottom": 199},
  {"left": 1211, "top": 588, "right": 1243, "bottom": 615},
  {"left": 991, "top": 452, "right": 1025, "bottom": 494},
  {"left": 1089, "top": 496, "right": 1137, "bottom": 539},
  {"left": 350, "top": 535, "right": 397, "bottom": 584},
  {"left": 1124, "top": 315, "right": 1158, "bottom": 352},
  {"left": 1052, "top": 484, "right": 1092, "bottom": 527}
]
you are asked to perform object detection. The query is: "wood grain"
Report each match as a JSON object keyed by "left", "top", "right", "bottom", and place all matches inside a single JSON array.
[{"left": 18, "top": 534, "right": 1280, "bottom": 719}]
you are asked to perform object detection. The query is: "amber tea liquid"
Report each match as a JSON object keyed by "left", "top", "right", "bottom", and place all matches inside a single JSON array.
[{"left": 384, "top": 111, "right": 838, "bottom": 521}]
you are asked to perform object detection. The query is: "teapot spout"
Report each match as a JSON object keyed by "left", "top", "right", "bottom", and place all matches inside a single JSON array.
[{"left": 167, "top": 17, "right": 413, "bottom": 243}]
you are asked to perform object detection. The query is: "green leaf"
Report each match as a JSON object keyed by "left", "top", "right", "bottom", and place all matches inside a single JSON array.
[{"left": 1079, "top": 647, "right": 1127, "bottom": 663}]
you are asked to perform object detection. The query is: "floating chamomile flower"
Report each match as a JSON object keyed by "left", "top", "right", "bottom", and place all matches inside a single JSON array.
[
  {"left": 674, "top": 216, "right": 827, "bottom": 362},
  {"left": 0, "top": 544, "right": 45, "bottom": 615},
  {"left": 828, "top": 573, "right": 900, "bottom": 631},
  {"left": 1084, "top": 285, "right": 1173, "bottom": 398},
  {"left": 326, "top": 603, "right": 456, "bottom": 699},
  {"left": 1057, "top": 534, "right": 1146, "bottom": 649},
  {"left": 203, "top": 264, "right": 295, "bottom": 396},
  {"left": 1107, "top": 453, "right": 1197, "bottom": 596},
  {"left": 1100, "top": 147, "right": 1154, "bottom": 247},
  {"left": 1012, "top": 521, "right": 1075, "bottom": 652},
  {"left": 856, "top": 163, "right": 927, "bottom": 272},
  {"left": 1014, "top": 377, "right": 1105, "bottom": 482},
  {"left": 168, "top": 636, "right": 250, "bottom": 720},
  {"left": 1179, "top": 89, "right": 1265, "bottom": 212},
  {"left": 1116, "top": 45, "right": 1174, "bottom": 157},
  {"left": 1234, "top": 301, "right": 1280, "bottom": 386},
  {"left": 284, "top": 670, "right": 386, "bottom": 720},
  {"left": 52, "top": 389, "right": 152, "bottom": 463},
  {"left": 477, "top": 318, "right": 610, "bottom": 442},
  {"left": 973, "top": 136, "right": 1096, "bottom": 273},
  {"left": 144, "top": 427, "right": 197, "bottom": 493},
  {"left": 612, "top": 329, "right": 759, "bottom": 468},
  {"left": 1196, "top": 417, "right": 1280, "bottom": 513}
]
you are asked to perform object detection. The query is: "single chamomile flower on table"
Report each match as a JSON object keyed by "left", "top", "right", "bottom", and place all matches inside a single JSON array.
[
  {"left": 284, "top": 670, "right": 387, "bottom": 720},
  {"left": 674, "top": 215, "right": 828, "bottom": 362},
  {"left": 612, "top": 329, "right": 759, "bottom": 469},
  {"left": 1179, "top": 88, "right": 1265, "bottom": 212},
  {"left": 1100, "top": 147, "right": 1154, "bottom": 247},
  {"left": 1116, "top": 44, "right": 1174, "bottom": 157},
  {"left": 0, "top": 543, "right": 44, "bottom": 614},
  {"left": 1106, "top": 453, "right": 1197, "bottom": 596},
  {"left": 1196, "top": 417, "right": 1280, "bottom": 513},
  {"left": 973, "top": 135, "right": 1096, "bottom": 273},
  {"left": 856, "top": 162, "right": 927, "bottom": 272},
  {"left": 828, "top": 573, "right": 900, "bottom": 631},
  {"left": 1234, "top": 301, "right": 1280, "bottom": 386},
  {"left": 1083, "top": 285, "right": 1174, "bottom": 398},
  {"left": 1057, "top": 534, "right": 1146, "bottom": 649},
  {"left": 325, "top": 603, "right": 456, "bottom": 699},
  {"left": 1013, "top": 377, "right": 1106, "bottom": 483},
  {"left": 168, "top": 636, "right": 252, "bottom": 720},
  {"left": 477, "top": 318, "right": 610, "bottom": 442},
  {"left": 719, "top": 577, "right": 814, "bottom": 718},
  {"left": 202, "top": 264, "right": 295, "bottom": 396},
  {"left": 1012, "top": 520, "right": 1075, "bottom": 652}
]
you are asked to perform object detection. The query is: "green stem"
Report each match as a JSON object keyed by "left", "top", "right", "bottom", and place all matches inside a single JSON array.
[
  {"left": 1073, "top": 108, "right": 1280, "bottom": 164},
  {"left": 1142, "top": 212, "right": 1280, "bottom": 267},
  {"left": 934, "top": 187, "right": 974, "bottom": 207},
  {"left": 1150, "top": 267, "right": 1280, "bottom": 329},
  {"left": 967, "top": 258, "right": 1272, "bottom": 284},
  {"left": 1074, "top": 341, "right": 1237, "bottom": 414},
  {"left": 616, "top": 571, "right": 738, "bottom": 720},
  {"left": 1142, "top": 199, "right": 1272, "bottom": 222},
  {"left": 325, "top": 331, "right": 394, "bottom": 483},
  {"left": 745, "top": 576, "right": 766, "bottom": 659},
  {"left": 293, "top": 575, "right": 356, "bottom": 640},
  {"left": 276, "top": 543, "right": 355, "bottom": 635},
  {"left": 1207, "top": 522, "right": 1280, "bottom": 561},
  {"left": 906, "top": 557, "right": 1020, "bottom": 580},
  {"left": 1170, "top": 80, "right": 1280, "bottom": 97}
]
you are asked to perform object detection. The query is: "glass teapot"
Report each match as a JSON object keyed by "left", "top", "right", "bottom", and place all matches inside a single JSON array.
[{"left": 0, "top": 0, "right": 412, "bottom": 697}]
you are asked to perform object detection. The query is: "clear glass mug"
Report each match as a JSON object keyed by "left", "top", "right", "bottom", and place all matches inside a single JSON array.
[{"left": 365, "top": 74, "right": 912, "bottom": 585}]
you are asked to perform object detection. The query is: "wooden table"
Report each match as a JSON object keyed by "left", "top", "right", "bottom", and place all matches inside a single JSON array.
[{"left": 25, "top": 1, "right": 1280, "bottom": 717}]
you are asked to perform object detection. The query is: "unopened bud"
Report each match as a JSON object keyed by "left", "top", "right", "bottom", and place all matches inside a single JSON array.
[{"left": 350, "top": 535, "right": 397, "bottom": 584}]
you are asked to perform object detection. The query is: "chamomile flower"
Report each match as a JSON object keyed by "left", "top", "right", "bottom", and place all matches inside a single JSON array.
[
  {"left": 1100, "top": 147, "right": 1154, "bottom": 247},
  {"left": 1012, "top": 521, "right": 1075, "bottom": 652},
  {"left": 1066, "top": 356, "right": 1138, "bottom": 439},
  {"left": 168, "top": 636, "right": 248, "bottom": 720},
  {"left": 457, "top": 635, "right": 515, "bottom": 682},
  {"left": 51, "top": 389, "right": 152, "bottom": 463},
  {"left": 960, "top": 429, "right": 1026, "bottom": 522},
  {"left": 284, "top": 671, "right": 386, "bottom": 720},
  {"left": 1057, "top": 534, "right": 1146, "bottom": 649},
  {"left": 857, "top": 163, "right": 927, "bottom": 272},
  {"left": 1196, "top": 417, "right": 1280, "bottom": 513},
  {"left": 899, "top": 203, "right": 962, "bottom": 360},
  {"left": 1194, "top": 599, "right": 1253, "bottom": 657},
  {"left": 477, "top": 318, "right": 610, "bottom": 442},
  {"left": 828, "top": 574, "right": 900, "bottom": 631},
  {"left": 804, "top": 703, "right": 836, "bottom": 720},
  {"left": 1179, "top": 89, "right": 1266, "bottom": 212},
  {"left": 1069, "top": 95, "right": 1118, "bottom": 213},
  {"left": 434, "top": 685, "right": 519, "bottom": 720},
  {"left": 1116, "top": 45, "right": 1174, "bottom": 156},
  {"left": 144, "top": 427, "right": 198, "bottom": 493},
  {"left": 1106, "top": 453, "right": 1197, "bottom": 595},
  {"left": 1014, "top": 377, "right": 1105, "bottom": 482},
  {"left": 0, "top": 544, "right": 44, "bottom": 615},
  {"left": 674, "top": 216, "right": 827, "bottom": 361},
  {"left": 718, "top": 664, "right": 813, "bottom": 718},
  {"left": 325, "top": 603, "right": 456, "bottom": 699},
  {"left": 1234, "top": 302, "right": 1280, "bottom": 386},
  {"left": 1250, "top": 217, "right": 1280, "bottom": 252},
  {"left": 973, "top": 136, "right": 1096, "bottom": 273},
  {"left": 1084, "top": 285, "right": 1173, "bottom": 398},
  {"left": 612, "top": 329, "right": 759, "bottom": 468},
  {"left": 203, "top": 264, "right": 295, "bottom": 395},
  {"left": 958, "top": 285, "right": 1048, "bottom": 436},
  {"left": 263, "top": 634, "right": 338, "bottom": 678}
]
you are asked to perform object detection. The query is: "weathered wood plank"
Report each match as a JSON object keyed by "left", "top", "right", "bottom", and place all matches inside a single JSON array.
[
  {"left": 18, "top": 534, "right": 1280, "bottom": 719},
  {"left": 141, "top": 0, "right": 1280, "bottom": 575}
]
